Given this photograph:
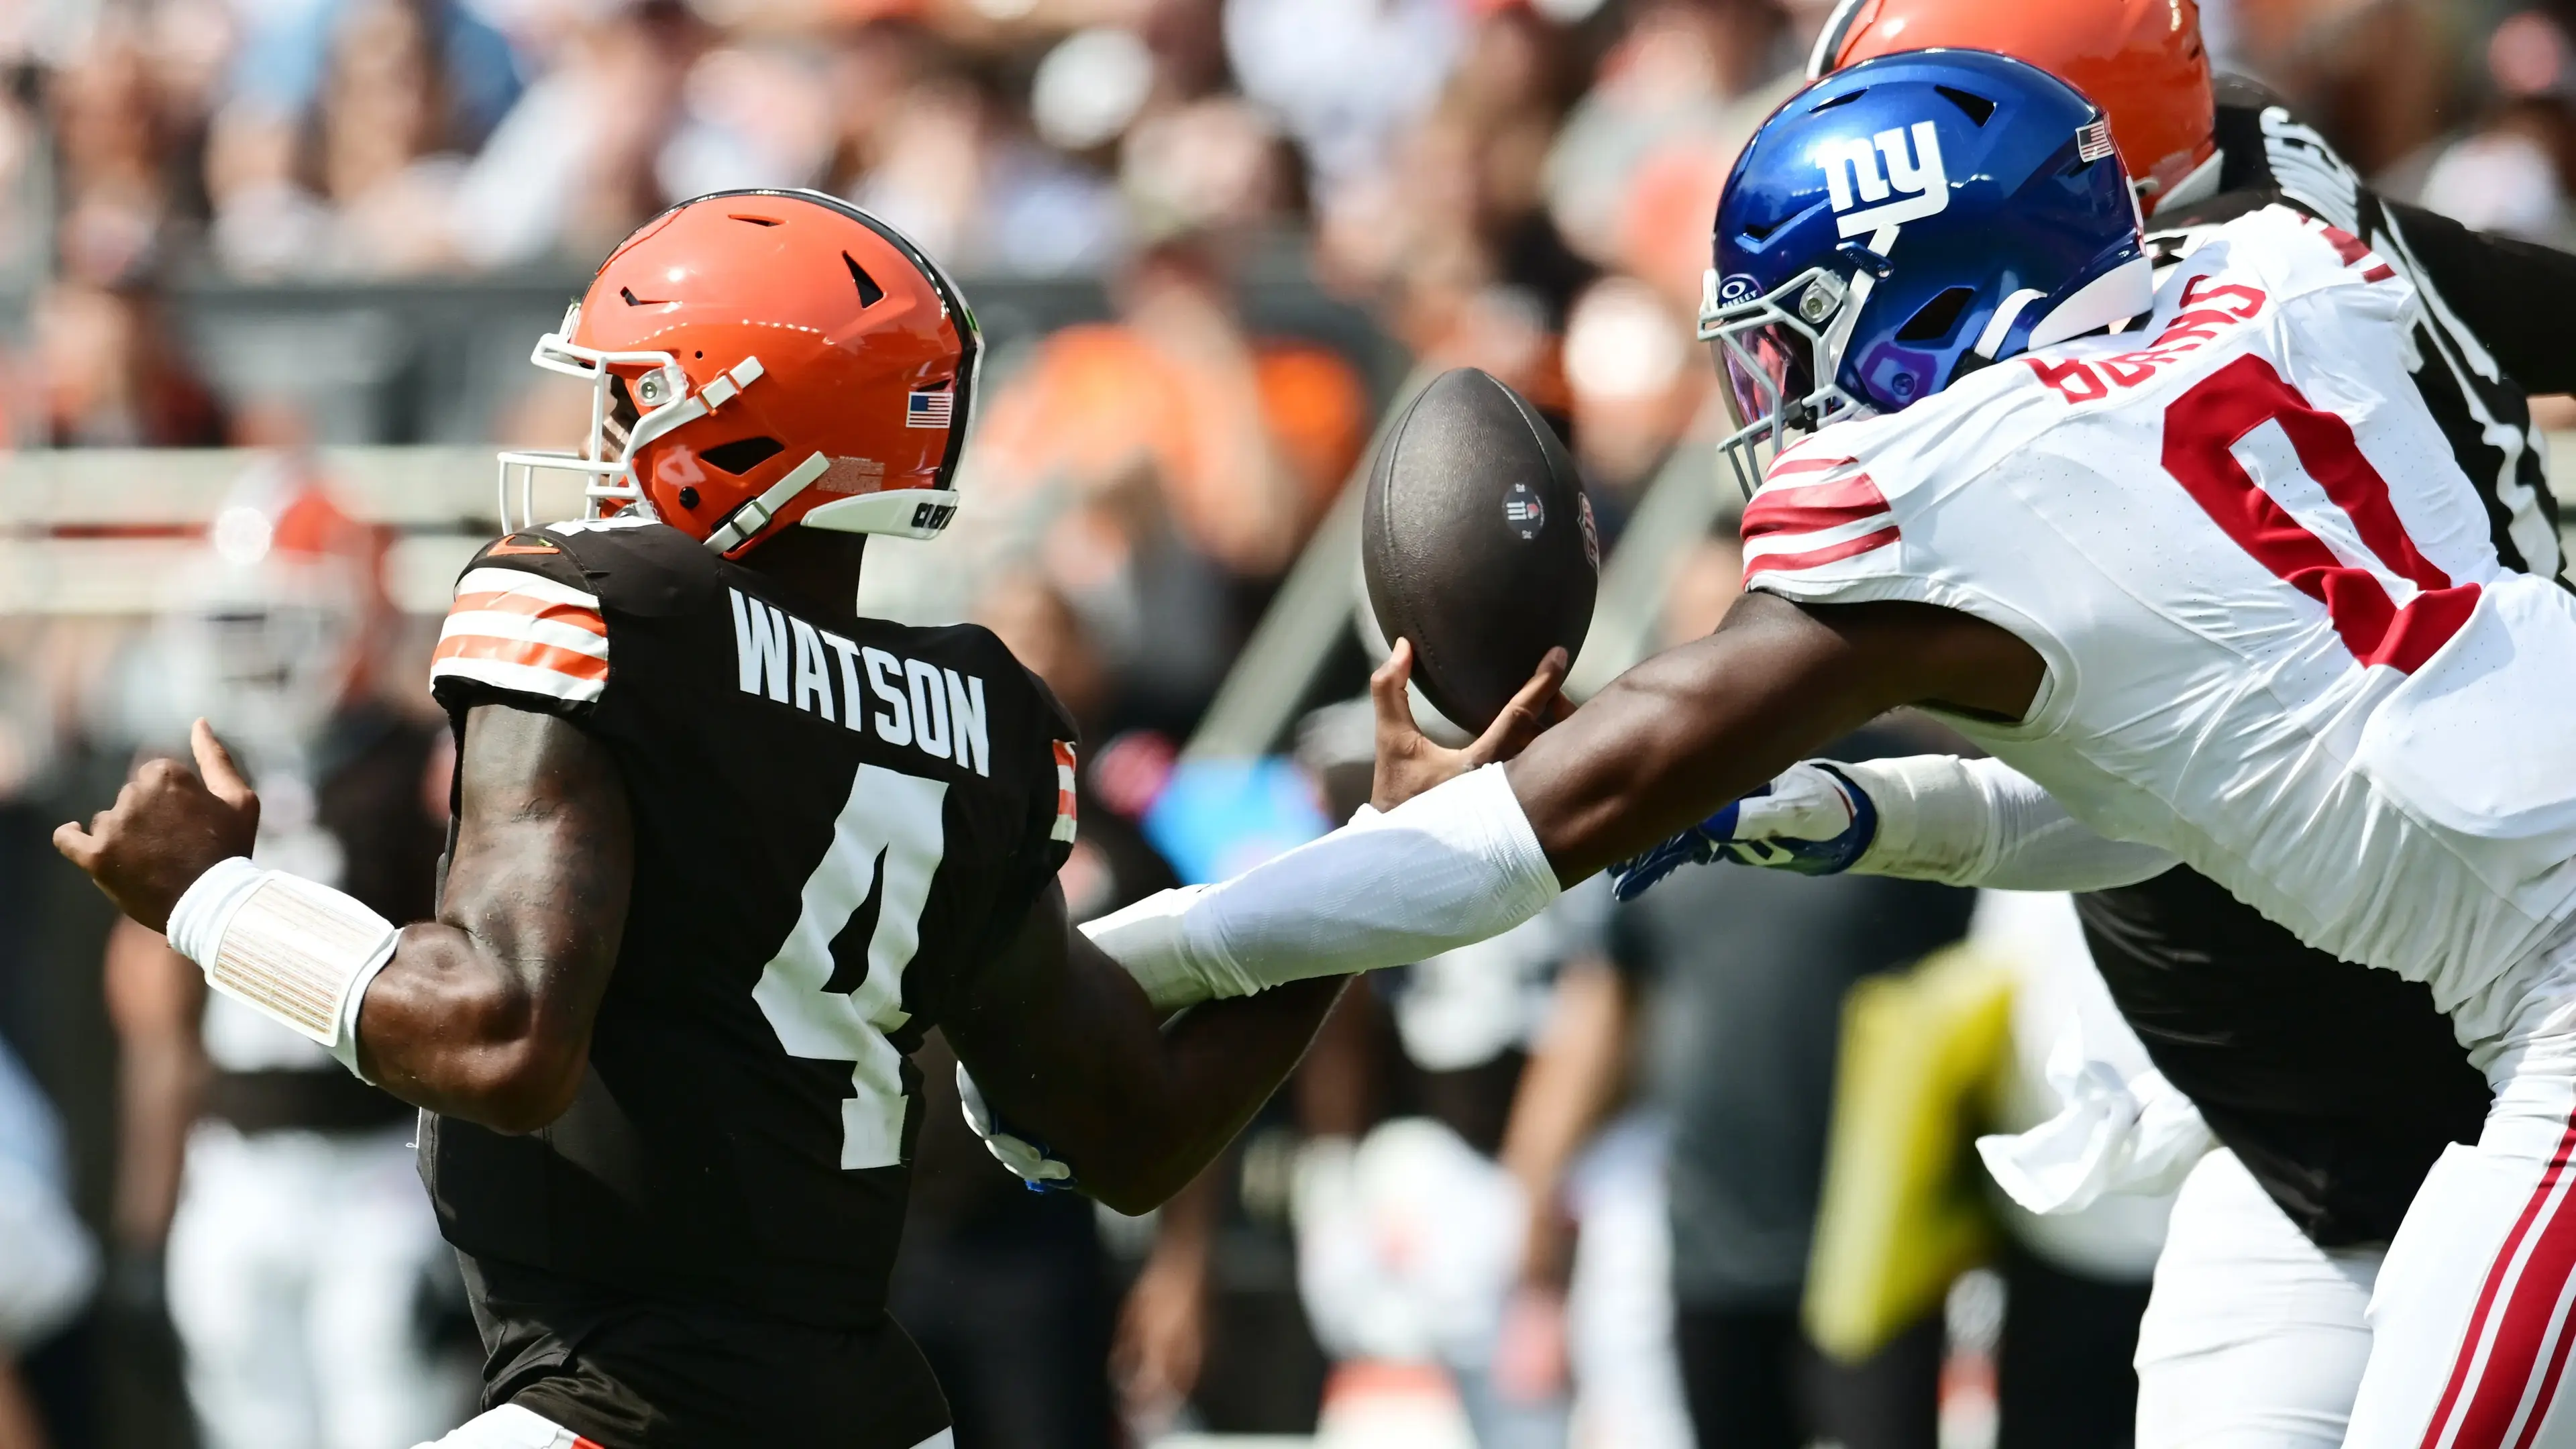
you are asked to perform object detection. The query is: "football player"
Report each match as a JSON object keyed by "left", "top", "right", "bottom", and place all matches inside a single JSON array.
[
  {"left": 1612, "top": 2, "right": 2576, "bottom": 1444},
  {"left": 1066, "top": 54, "right": 2576, "bottom": 1449},
  {"left": 105, "top": 473, "right": 464, "bottom": 1449},
  {"left": 53, "top": 191, "right": 1393, "bottom": 1449}
]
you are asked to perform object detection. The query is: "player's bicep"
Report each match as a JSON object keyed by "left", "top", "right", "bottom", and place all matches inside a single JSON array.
[
  {"left": 441, "top": 704, "right": 633, "bottom": 986},
  {"left": 353, "top": 705, "right": 631, "bottom": 1127}
]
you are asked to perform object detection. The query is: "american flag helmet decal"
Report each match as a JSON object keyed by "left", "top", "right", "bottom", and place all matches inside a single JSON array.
[{"left": 906, "top": 389, "right": 954, "bottom": 429}]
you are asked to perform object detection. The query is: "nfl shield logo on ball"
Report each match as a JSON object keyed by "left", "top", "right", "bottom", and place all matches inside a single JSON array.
[{"left": 1504, "top": 484, "right": 1546, "bottom": 539}]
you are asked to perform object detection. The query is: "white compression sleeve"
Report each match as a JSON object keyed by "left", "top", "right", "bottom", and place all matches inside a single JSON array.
[
  {"left": 1841, "top": 755, "right": 2179, "bottom": 891},
  {"left": 1083, "top": 764, "right": 1561, "bottom": 1014},
  {"left": 164, "top": 856, "right": 400, "bottom": 1079}
]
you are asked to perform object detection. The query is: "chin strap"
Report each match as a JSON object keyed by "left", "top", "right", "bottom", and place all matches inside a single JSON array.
[{"left": 704, "top": 453, "right": 832, "bottom": 555}]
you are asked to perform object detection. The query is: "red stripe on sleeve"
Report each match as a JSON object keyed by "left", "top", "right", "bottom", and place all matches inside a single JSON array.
[
  {"left": 1741, "top": 526, "right": 1901, "bottom": 579},
  {"left": 1742, "top": 473, "right": 1890, "bottom": 542}
]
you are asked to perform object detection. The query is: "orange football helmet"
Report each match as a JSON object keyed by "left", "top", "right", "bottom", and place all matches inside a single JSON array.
[
  {"left": 498, "top": 189, "right": 981, "bottom": 557},
  {"left": 1811, "top": 0, "right": 2220, "bottom": 214}
]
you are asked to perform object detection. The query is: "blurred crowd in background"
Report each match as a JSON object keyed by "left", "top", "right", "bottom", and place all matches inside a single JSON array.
[{"left": 3, "top": 0, "right": 2576, "bottom": 1446}]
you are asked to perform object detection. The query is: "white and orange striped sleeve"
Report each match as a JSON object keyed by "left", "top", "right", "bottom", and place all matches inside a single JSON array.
[{"left": 429, "top": 564, "right": 610, "bottom": 712}]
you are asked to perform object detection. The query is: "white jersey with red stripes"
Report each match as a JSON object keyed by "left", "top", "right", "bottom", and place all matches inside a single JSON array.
[{"left": 1743, "top": 203, "right": 2576, "bottom": 1035}]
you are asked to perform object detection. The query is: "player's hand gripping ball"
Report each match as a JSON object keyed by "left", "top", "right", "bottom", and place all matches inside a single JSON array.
[{"left": 1362, "top": 368, "right": 1599, "bottom": 735}]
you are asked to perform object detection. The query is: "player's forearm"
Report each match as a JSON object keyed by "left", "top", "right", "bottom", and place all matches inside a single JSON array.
[
  {"left": 352, "top": 924, "right": 597, "bottom": 1134},
  {"left": 1087, "top": 976, "right": 1350, "bottom": 1214},
  {"left": 1843, "top": 755, "right": 2178, "bottom": 890},
  {"left": 1085, "top": 597, "right": 2041, "bottom": 1012},
  {"left": 953, "top": 941, "right": 1345, "bottom": 1214},
  {"left": 1499, "top": 959, "right": 1629, "bottom": 1197},
  {"left": 1082, "top": 765, "right": 1562, "bottom": 1012},
  {"left": 103, "top": 926, "right": 205, "bottom": 1248},
  {"left": 1499, "top": 959, "right": 1628, "bottom": 1285},
  {"left": 110, "top": 1034, "right": 202, "bottom": 1248},
  {"left": 1507, "top": 596, "right": 1925, "bottom": 883}
]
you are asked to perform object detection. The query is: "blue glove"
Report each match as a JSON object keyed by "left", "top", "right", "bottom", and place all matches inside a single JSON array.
[{"left": 1609, "top": 761, "right": 1878, "bottom": 902}]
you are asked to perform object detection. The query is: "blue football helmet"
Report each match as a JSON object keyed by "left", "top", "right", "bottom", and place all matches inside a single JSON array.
[{"left": 1700, "top": 50, "right": 2152, "bottom": 494}]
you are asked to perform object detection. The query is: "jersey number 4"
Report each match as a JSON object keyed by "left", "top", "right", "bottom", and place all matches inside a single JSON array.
[
  {"left": 751, "top": 765, "right": 949, "bottom": 1171},
  {"left": 2163, "top": 355, "right": 2479, "bottom": 674}
]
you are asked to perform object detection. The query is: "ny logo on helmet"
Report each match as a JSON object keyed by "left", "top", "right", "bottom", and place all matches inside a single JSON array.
[{"left": 1817, "top": 121, "right": 1947, "bottom": 239}]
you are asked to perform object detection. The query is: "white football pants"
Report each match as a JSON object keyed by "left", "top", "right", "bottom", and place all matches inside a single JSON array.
[
  {"left": 167, "top": 1122, "right": 468, "bottom": 1449},
  {"left": 2346, "top": 935, "right": 2576, "bottom": 1449},
  {"left": 2134, "top": 1148, "right": 2381, "bottom": 1448},
  {"left": 413, "top": 1403, "right": 960, "bottom": 1448}
]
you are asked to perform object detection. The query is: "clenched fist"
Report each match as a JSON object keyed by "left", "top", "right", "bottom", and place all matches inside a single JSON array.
[{"left": 56, "top": 719, "right": 261, "bottom": 934}]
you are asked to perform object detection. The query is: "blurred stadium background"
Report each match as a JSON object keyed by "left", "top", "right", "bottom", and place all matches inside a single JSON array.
[{"left": 3, "top": 0, "right": 2575, "bottom": 1446}]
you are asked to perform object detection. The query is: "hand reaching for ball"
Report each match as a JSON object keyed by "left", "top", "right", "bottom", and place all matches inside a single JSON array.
[{"left": 1369, "top": 638, "right": 1571, "bottom": 812}]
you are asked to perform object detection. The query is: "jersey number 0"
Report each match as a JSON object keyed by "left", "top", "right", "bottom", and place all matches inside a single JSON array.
[
  {"left": 751, "top": 764, "right": 949, "bottom": 1170},
  {"left": 2163, "top": 354, "right": 2481, "bottom": 676}
]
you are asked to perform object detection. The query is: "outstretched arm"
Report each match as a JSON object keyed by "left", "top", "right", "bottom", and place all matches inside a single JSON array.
[
  {"left": 1612, "top": 753, "right": 2182, "bottom": 901},
  {"left": 1082, "top": 593, "right": 2043, "bottom": 1009},
  {"left": 57, "top": 707, "right": 631, "bottom": 1134},
  {"left": 941, "top": 881, "right": 1344, "bottom": 1215},
  {"left": 1505, "top": 592, "right": 2043, "bottom": 881}
]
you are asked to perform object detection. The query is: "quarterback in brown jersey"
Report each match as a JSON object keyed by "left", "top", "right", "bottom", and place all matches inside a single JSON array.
[{"left": 52, "top": 191, "right": 1498, "bottom": 1449}]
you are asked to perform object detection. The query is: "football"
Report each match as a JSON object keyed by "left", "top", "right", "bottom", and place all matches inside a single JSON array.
[{"left": 1361, "top": 367, "right": 1598, "bottom": 734}]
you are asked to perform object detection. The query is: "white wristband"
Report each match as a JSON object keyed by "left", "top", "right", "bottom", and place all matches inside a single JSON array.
[{"left": 164, "top": 857, "right": 400, "bottom": 1080}]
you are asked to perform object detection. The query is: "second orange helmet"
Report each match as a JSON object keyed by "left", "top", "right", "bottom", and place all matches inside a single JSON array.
[{"left": 1812, "top": 0, "right": 2219, "bottom": 213}]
